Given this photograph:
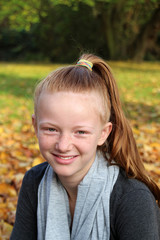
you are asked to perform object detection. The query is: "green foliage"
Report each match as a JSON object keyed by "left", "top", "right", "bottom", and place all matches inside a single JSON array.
[
  {"left": 0, "top": 0, "right": 159, "bottom": 61},
  {"left": 0, "top": 0, "right": 40, "bottom": 31}
]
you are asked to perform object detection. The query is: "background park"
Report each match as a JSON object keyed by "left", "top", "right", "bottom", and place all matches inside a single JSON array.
[{"left": 0, "top": 0, "right": 160, "bottom": 239}]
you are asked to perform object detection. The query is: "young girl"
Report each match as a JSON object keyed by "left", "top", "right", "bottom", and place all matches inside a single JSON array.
[{"left": 11, "top": 54, "right": 160, "bottom": 240}]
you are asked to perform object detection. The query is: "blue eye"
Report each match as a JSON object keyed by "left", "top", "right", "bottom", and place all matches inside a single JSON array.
[
  {"left": 48, "top": 128, "right": 56, "bottom": 132},
  {"left": 78, "top": 131, "right": 85, "bottom": 134}
]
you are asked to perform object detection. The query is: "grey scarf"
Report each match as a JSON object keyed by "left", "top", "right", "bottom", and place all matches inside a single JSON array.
[{"left": 37, "top": 153, "right": 119, "bottom": 240}]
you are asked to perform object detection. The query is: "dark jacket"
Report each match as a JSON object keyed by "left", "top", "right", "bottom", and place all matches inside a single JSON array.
[{"left": 11, "top": 162, "right": 160, "bottom": 240}]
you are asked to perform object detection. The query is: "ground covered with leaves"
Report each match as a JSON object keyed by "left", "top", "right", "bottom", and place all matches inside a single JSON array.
[{"left": 0, "top": 61, "right": 160, "bottom": 239}]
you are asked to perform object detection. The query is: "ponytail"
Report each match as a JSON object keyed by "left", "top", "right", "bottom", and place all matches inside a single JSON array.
[{"left": 79, "top": 54, "right": 160, "bottom": 207}]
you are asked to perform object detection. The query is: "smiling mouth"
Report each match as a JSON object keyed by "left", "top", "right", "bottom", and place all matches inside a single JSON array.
[
  {"left": 57, "top": 155, "right": 75, "bottom": 160},
  {"left": 52, "top": 154, "right": 78, "bottom": 163},
  {"left": 53, "top": 154, "right": 76, "bottom": 158}
]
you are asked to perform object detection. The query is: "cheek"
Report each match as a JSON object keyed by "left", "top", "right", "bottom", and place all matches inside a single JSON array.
[
  {"left": 38, "top": 135, "right": 55, "bottom": 150},
  {"left": 76, "top": 137, "right": 98, "bottom": 153}
]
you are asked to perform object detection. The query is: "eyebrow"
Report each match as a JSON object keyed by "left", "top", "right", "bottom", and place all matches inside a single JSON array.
[
  {"left": 39, "top": 121, "right": 57, "bottom": 127},
  {"left": 74, "top": 125, "right": 95, "bottom": 130},
  {"left": 39, "top": 122, "right": 95, "bottom": 130}
]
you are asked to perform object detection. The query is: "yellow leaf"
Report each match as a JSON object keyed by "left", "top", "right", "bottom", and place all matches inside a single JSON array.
[
  {"left": 32, "top": 157, "right": 44, "bottom": 167},
  {"left": 0, "top": 166, "right": 8, "bottom": 175},
  {"left": 0, "top": 127, "right": 4, "bottom": 134},
  {"left": 0, "top": 220, "right": 13, "bottom": 238},
  {"left": 0, "top": 152, "right": 9, "bottom": 163},
  {"left": 132, "top": 128, "right": 140, "bottom": 135},
  {"left": 143, "top": 144, "right": 152, "bottom": 152},
  {"left": 11, "top": 150, "right": 23, "bottom": 157},
  {"left": 144, "top": 163, "right": 154, "bottom": 172},
  {"left": 0, "top": 183, "right": 17, "bottom": 197},
  {"left": 22, "top": 124, "right": 31, "bottom": 132},
  {"left": 29, "top": 143, "right": 39, "bottom": 150},
  {"left": 0, "top": 206, "right": 8, "bottom": 220},
  {"left": 150, "top": 142, "right": 160, "bottom": 149},
  {"left": 144, "top": 163, "right": 160, "bottom": 175}
]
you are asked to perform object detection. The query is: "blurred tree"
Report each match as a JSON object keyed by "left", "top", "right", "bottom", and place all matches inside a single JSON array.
[
  {"left": 79, "top": 0, "right": 160, "bottom": 60},
  {"left": 130, "top": 5, "right": 160, "bottom": 61},
  {"left": 0, "top": 0, "right": 159, "bottom": 61}
]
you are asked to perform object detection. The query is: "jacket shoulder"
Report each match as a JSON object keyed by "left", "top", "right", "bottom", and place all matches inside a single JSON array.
[
  {"left": 110, "top": 168, "right": 160, "bottom": 239},
  {"left": 22, "top": 161, "right": 49, "bottom": 193}
]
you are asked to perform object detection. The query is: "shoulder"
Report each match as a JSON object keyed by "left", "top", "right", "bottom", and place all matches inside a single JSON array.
[
  {"left": 21, "top": 161, "right": 49, "bottom": 198},
  {"left": 10, "top": 162, "right": 49, "bottom": 239},
  {"left": 23, "top": 161, "right": 48, "bottom": 189},
  {"left": 110, "top": 168, "right": 160, "bottom": 239},
  {"left": 111, "top": 167, "right": 152, "bottom": 202},
  {"left": 24, "top": 161, "right": 48, "bottom": 181},
  {"left": 17, "top": 162, "right": 49, "bottom": 215},
  {"left": 110, "top": 167, "right": 158, "bottom": 211}
]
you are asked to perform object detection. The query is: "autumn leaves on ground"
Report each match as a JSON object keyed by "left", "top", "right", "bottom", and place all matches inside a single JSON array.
[{"left": 0, "top": 62, "right": 160, "bottom": 239}]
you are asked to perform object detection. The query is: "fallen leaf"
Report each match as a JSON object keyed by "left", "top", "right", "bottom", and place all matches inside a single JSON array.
[{"left": 0, "top": 183, "right": 17, "bottom": 197}]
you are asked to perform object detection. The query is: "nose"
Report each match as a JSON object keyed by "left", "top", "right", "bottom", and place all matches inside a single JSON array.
[{"left": 55, "top": 133, "right": 73, "bottom": 152}]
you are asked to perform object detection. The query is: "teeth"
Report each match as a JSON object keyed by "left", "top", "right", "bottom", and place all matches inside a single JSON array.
[{"left": 59, "top": 156, "right": 73, "bottom": 160}]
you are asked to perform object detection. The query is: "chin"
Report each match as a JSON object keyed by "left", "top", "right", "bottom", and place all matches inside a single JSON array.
[{"left": 50, "top": 164, "right": 75, "bottom": 177}]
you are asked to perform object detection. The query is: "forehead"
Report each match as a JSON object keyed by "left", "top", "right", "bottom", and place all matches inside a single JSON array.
[{"left": 37, "top": 90, "right": 104, "bottom": 118}]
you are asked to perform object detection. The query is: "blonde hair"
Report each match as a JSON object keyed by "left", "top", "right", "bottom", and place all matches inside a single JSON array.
[{"left": 34, "top": 53, "right": 160, "bottom": 206}]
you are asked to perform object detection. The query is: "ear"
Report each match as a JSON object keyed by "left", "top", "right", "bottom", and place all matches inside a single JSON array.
[
  {"left": 98, "top": 122, "right": 112, "bottom": 146},
  {"left": 32, "top": 114, "right": 38, "bottom": 136}
]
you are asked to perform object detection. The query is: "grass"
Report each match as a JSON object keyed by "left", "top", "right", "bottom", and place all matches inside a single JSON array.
[
  {"left": 110, "top": 61, "right": 160, "bottom": 104},
  {"left": 0, "top": 63, "right": 62, "bottom": 120},
  {"left": 0, "top": 61, "right": 160, "bottom": 122}
]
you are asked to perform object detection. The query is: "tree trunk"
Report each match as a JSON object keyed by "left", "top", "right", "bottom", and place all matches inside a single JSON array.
[
  {"left": 95, "top": 0, "right": 132, "bottom": 60},
  {"left": 130, "top": 4, "right": 160, "bottom": 61},
  {"left": 96, "top": 2, "right": 116, "bottom": 59}
]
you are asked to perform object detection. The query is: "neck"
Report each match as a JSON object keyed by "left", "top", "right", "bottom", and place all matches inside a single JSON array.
[
  {"left": 57, "top": 164, "right": 92, "bottom": 201},
  {"left": 58, "top": 176, "right": 79, "bottom": 222},
  {"left": 58, "top": 176, "right": 79, "bottom": 201}
]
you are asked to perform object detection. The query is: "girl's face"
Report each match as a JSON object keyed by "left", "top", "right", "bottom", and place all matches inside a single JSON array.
[{"left": 32, "top": 91, "right": 112, "bottom": 183}]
